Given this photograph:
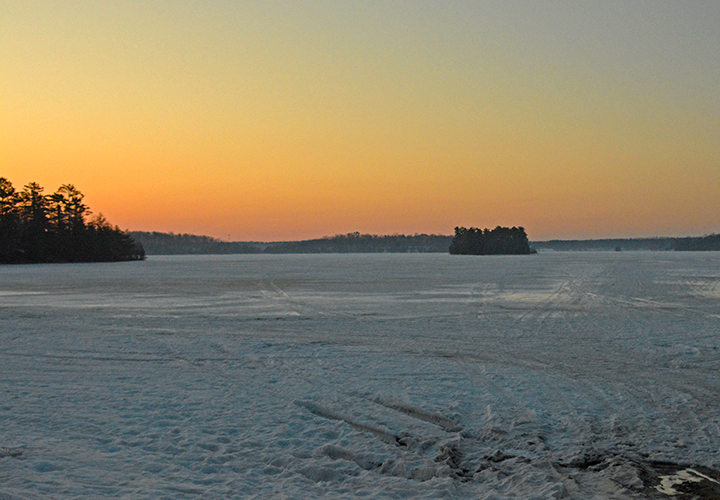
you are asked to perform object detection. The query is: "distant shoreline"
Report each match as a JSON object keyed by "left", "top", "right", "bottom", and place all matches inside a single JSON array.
[{"left": 129, "top": 231, "right": 720, "bottom": 255}]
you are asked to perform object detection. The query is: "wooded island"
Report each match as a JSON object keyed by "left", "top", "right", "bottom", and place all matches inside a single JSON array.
[{"left": 449, "top": 226, "right": 533, "bottom": 255}]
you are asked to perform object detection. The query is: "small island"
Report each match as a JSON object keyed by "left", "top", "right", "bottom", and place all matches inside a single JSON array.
[
  {"left": 449, "top": 226, "right": 533, "bottom": 255},
  {"left": 0, "top": 178, "right": 145, "bottom": 264}
]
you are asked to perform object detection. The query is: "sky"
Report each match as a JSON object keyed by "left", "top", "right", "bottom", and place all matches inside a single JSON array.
[{"left": 2, "top": 1, "right": 719, "bottom": 241}]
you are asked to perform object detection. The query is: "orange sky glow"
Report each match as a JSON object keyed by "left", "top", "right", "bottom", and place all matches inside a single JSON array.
[{"left": 2, "top": 1, "right": 719, "bottom": 241}]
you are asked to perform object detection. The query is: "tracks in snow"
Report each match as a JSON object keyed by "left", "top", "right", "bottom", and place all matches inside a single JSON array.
[
  {"left": 296, "top": 401, "right": 410, "bottom": 447},
  {"left": 296, "top": 395, "right": 470, "bottom": 482},
  {"left": 297, "top": 395, "right": 720, "bottom": 497},
  {"left": 372, "top": 395, "right": 462, "bottom": 432}
]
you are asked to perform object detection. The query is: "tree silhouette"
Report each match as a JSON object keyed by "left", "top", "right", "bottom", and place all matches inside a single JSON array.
[
  {"left": 0, "top": 178, "right": 144, "bottom": 264},
  {"left": 0, "top": 178, "right": 19, "bottom": 260},
  {"left": 18, "top": 182, "right": 50, "bottom": 261},
  {"left": 449, "top": 226, "right": 532, "bottom": 255}
]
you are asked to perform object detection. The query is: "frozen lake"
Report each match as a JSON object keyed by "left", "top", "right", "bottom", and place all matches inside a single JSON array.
[{"left": 1, "top": 252, "right": 719, "bottom": 498}]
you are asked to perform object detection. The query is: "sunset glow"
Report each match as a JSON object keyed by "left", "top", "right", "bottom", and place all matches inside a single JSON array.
[{"left": 2, "top": 1, "right": 719, "bottom": 241}]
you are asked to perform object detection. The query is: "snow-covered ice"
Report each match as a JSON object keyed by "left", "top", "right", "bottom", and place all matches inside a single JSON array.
[{"left": 1, "top": 252, "right": 719, "bottom": 498}]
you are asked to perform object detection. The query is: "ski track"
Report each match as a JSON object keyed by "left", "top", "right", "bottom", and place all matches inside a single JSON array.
[{"left": 1, "top": 252, "right": 719, "bottom": 499}]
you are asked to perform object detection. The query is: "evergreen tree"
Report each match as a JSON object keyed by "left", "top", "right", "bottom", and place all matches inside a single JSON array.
[
  {"left": 0, "top": 177, "right": 144, "bottom": 264},
  {"left": 449, "top": 226, "right": 532, "bottom": 255}
]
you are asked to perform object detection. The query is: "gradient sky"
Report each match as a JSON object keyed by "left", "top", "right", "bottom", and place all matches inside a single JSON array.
[{"left": 2, "top": 1, "right": 719, "bottom": 241}]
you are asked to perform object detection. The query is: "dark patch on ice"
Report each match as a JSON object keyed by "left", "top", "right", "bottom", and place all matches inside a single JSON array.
[
  {"left": 641, "top": 462, "right": 720, "bottom": 499},
  {"left": 485, "top": 449, "right": 516, "bottom": 463},
  {"left": 434, "top": 441, "right": 477, "bottom": 481},
  {"left": 556, "top": 453, "right": 720, "bottom": 499},
  {"left": 435, "top": 441, "right": 463, "bottom": 469},
  {"left": 197, "top": 442, "right": 220, "bottom": 452},
  {"left": 0, "top": 492, "right": 24, "bottom": 500},
  {"left": 33, "top": 461, "right": 59, "bottom": 473},
  {"left": 558, "top": 450, "right": 605, "bottom": 469},
  {"left": 0, "top": 447, "right": 24, "bottom": 459}
]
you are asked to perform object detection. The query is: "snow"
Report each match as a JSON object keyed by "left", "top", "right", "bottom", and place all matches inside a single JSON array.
[{"left": 1, "top": 252, "right": 719, "bottom": 499}]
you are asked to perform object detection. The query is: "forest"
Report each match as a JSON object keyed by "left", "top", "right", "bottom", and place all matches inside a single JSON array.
[
  {"left": 449, "top": 226, "right": 533, "bottom": 255},
  {"left": 129, "top": 231, "right": 262, "bottom": 255},
  {"left": 671, "top": 234, "right": 720, "bottom": 251},
  {"left": 532, "top": 235, "right": 720, "bottom": 252},
  {"left": 263, "top": 232, "right": 452, "bottom": 253},
  {"left": 132, "top": 230, "right": 720, "bottom": 255},
  {"left": 129, "top": 231, "right": 452, "bottom": 254},
  {"left": 0, "top": 178, "right": 145, "bottom": 264}
]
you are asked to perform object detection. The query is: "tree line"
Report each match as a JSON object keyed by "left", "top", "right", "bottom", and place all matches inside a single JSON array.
[
  {"left": 0, "top": 178, "right": 145, "bottom": 264},
  {"left": 129, "top": 231, "right": 453, "bottom": 254},
  {"left": 128, "top": 231, "right": 262, "bottom": 255},
  {"left": 449, "top": 226, "right": 533, "bottom": 255},
  {"left": 264, "top": 232, "right": 452, "bottom": 253},
  {"left": 671, "top": 234, "right": 720, "bottom": 251},
  {"left": 530, "top": 235, "right": 720, "bottom": 252}
]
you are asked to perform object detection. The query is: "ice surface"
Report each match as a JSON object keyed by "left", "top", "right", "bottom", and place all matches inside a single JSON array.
[{"left": 1, "top": 252, "right": 719, "bottom": 498}]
